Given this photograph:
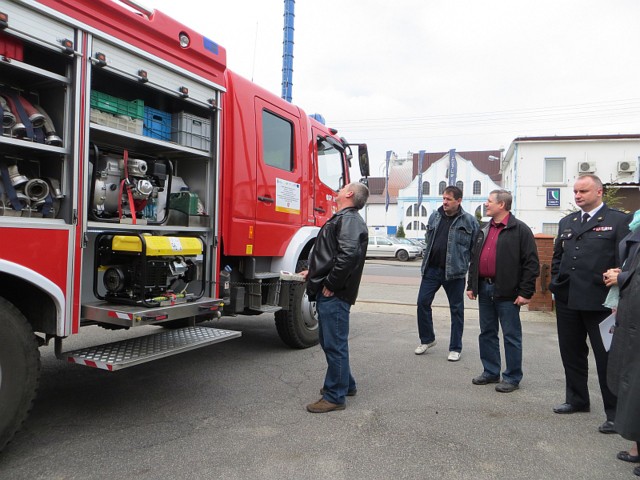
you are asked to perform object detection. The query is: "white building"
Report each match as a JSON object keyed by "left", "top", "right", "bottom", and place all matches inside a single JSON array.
[
  {"left": 397, "top": 150, "right": 502, "bottom": 239},
  {"left": 364, "top": 154, "right": 415, "bottom": 236},
  {"left": 501, "top": 135, "right": 640, "bottom": 235}
]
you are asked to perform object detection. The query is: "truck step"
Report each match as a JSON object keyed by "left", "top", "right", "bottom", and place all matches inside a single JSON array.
[
  {"left": 251, "top": 305, "right": 282, "bottom": 313},
  {"left": 81, "top": 297, "right": 224, "bottom": 328},
  {"left": 62, "top": 326, "right": 241, "bottom": 371}
]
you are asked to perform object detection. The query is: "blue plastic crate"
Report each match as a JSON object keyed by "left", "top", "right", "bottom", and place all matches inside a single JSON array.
[{"left": 143, "top": 106, "right": 171, "bottom": 141}]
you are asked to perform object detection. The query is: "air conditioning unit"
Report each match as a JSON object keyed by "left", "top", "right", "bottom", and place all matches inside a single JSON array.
[
  {"left": 577, "top": 161, "right": 596, "bottom": 173},
  {"left": 617, "top": 160, "right": 637, "bottom": 173}
]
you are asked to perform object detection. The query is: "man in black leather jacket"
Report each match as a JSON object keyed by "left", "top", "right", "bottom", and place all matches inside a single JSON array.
[{"left": 302, "top": 181, "right": 369, "bottom": 413}]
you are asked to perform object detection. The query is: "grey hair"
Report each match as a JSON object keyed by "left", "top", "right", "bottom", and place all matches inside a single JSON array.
[
  {"left": 348, "top": 182, "right": 370, "bottom": 210},
  {"left": 490, "top": 189, "right": 512, "bottom": 211}
]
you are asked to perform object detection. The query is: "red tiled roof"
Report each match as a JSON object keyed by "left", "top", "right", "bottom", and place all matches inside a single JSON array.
[
  {"left": 366, "top": 177, "right": 386, "bottom": 195},
  {"left": 412, "top": 150, "right": 503, "bottom": 183}
]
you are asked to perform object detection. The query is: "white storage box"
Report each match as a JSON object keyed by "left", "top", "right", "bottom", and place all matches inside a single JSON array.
[{"left": 90, "top": 108, "right": 143, "bottom": 136}]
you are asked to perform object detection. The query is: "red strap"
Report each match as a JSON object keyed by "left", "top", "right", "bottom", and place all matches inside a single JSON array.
[{"left": 117, "top": 150, "right": 137, "bottom": 225}]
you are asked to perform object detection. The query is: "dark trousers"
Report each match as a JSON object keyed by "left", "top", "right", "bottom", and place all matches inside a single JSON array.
[
  {"left": 416, "top": 266, "right": 465, "bottom": 352},
  {"left": 556, "top": 300, "right": 616, "bottom": 420},
  {"left": 478, "top": 281, "right": 523, "bottom": 385},
  {"left": 317, "top": 293, "right": 355, "bottom": 405}
]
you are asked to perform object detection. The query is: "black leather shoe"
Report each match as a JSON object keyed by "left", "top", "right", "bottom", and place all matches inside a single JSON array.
[
  {"left": 495, "top": 381, "right": 519, "bottom": 393},
  {"left": 472, "top": 374, "right": 500, "bottom": 385},
  {"left": 617, "top": 450, "right": 640, "bottom": 463},
  {"left": 553, "top": 402, "right": 591, "bottom": 414},
  {"left": 598, "top": 420, "right": 616, "bottom": 434}
]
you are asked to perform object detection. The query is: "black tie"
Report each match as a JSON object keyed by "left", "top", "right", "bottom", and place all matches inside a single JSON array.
[{"left": 582, "top": 213, "right": 590, "bottom": 225}]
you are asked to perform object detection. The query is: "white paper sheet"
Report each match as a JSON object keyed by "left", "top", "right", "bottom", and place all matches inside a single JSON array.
[{"left": 599, "top": 313, "right": 616, "bottom": 352}]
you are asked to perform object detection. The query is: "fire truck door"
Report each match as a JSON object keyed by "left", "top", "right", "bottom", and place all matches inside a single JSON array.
[
  {"left": 253, "top": 98, "right": 304, "bottom": 255},
  {"left": 312, "top": 130, "right": 347, "bottom": 225}
]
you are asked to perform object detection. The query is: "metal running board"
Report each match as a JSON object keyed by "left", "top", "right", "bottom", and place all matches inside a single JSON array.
[
  {"left": 62, "top": 326, "right": 241, "bottom": 371},
  {"left": 251, "top": 305, "right": 282, "bottom": 313},
  {"left": 81, "top": 297, "right": 224, "bottom": 328}
]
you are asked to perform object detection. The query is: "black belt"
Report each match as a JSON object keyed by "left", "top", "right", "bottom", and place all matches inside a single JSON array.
[{"left": 480, "top": 277, "right": 495, "bottom": 284}]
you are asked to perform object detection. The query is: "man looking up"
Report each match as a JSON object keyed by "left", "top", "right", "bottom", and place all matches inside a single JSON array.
[
  {"left": 415, "top": 186, "right": 478, "bottom": 361},
  {"left": 302, "top": 182, "right": 369, "bottom": 413}
]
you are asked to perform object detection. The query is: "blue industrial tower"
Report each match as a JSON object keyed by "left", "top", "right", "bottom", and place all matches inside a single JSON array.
[{"left": 281, "top": 0, "right": 295, "bottom": 102}]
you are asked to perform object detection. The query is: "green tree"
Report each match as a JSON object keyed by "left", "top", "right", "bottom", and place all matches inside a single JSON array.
[
  {"left": 396, "top": 223, "right": 406, "bottom": 238},
  {"left": 603, "top": 185, "right": 628, "bottom": 212}
]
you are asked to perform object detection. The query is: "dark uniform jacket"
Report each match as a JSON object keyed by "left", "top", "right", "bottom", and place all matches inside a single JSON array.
[
  {"left": 606, "top": 231, "right": 640, "bottom": 441},
  {"left": 306, "top": 207, "right": 368, "bottom": 305},
  {"left": 549, "top": 204, "right": 631, "bottom": 311},
  {"left": 466, "top": 213, "right": 539, "bottom": 301}
]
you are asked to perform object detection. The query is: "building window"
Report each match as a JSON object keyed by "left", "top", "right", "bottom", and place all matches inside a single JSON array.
[
  {"left": 542, "top": 223, "right": 559, "bottom": 236},
  {"left": 473, "top": 180, "right": 481, "bottom": 195},
  {"left": 456, "top": 181, "right": 463, "bottom": 192},
  {"left": 438, "top": 181, "right": 446, "bottom": 195},
  {"left": 406, "top": 204, "right": 427, "bottom": 217},
  {"left": 544, "top": 157, "right": 565, "bottom": 184},
  {"left": 422, "top": 181, "right": 430, "bottom": 196},
  {"left": 406, "top": 221, "right": 427, "bottom": 231}
]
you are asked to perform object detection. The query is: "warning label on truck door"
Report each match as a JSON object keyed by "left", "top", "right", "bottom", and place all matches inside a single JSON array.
[{"left": 275, "top": 178, "right": 301, "bottom": 214}]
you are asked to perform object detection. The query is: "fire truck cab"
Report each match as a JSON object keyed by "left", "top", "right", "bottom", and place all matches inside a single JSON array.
[{"left": 0, "top": 0, "right": 369, "bottom": 451}]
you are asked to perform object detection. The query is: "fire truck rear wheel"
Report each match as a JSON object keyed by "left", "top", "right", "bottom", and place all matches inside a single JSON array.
[
  {"left": 0, "top": 297, "right": 40, "bottom": 452},
  {"left": 274, "top": 260, "right": 319, "bottom": 349}
]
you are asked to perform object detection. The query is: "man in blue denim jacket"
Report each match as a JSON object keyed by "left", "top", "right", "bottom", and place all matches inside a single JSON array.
[{"left": 415, "top": 186, "right": 478, "bottom": 361}]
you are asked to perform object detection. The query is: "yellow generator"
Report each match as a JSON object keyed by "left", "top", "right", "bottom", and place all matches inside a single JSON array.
[{"left": 94, "top": 233, "right": 205, "bottom": 307}]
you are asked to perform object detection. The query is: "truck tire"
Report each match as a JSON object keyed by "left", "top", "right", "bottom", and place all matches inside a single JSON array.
[
  {"left": 274, "top": 261, "right": 319, "bottom": 349},
  {"left": 0, "top": 297, "right": 40, "bottom": 452}
]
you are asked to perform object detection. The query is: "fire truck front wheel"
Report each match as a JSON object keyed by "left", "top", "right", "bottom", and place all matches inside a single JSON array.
[
  {"left": 0, "top": 297, "right": 40, "bottom": 452},
  {"left": 275, "top": 262, "right": 319, "bottom": 349}
]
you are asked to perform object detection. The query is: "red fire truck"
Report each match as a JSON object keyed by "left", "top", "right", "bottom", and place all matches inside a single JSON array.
[{"left": 0, "top": 0, "right": 369, "bottom": 451}]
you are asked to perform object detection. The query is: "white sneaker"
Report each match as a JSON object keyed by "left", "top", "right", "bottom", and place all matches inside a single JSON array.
[
  {"left": 414, "top": 340, "right": 437, "bottom": 355},
  {"left": 448, "top": 351, "right": 461, "bottom": 362}
]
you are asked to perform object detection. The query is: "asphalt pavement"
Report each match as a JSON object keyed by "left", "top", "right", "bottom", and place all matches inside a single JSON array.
[{"left": 0, "top": 260, "right": 633, "bottom": 479}]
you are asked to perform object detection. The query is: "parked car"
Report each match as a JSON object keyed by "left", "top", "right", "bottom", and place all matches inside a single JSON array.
[
  {"left": 366, "top": 236, "right": 422, "bottom": 261},
  {"left": 404, "top": 238, "right": 426, "bottom": 257},
  {"left": 394, "top": 237, "right": 424, "bottom": 257}
]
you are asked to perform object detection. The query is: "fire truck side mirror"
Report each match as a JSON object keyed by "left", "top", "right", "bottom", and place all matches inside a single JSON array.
[{"left": 358, "top": 145, "right": 370, "bottom": 178}]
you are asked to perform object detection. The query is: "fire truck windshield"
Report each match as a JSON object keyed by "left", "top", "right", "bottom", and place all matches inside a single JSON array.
[{"left": 317, "top": 138, "right": 345, "bottom": 191}]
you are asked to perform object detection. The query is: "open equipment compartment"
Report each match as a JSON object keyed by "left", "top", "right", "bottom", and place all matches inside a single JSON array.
[{"left": 0, "top": 26, "right": 73, "bottom": 222}]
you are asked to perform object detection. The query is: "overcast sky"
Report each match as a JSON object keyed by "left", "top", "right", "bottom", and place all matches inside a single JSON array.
[{"left": 144, "top": 0, "right": 640, "bottom": 176}]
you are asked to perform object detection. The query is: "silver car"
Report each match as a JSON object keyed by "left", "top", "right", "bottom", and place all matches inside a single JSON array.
[
  {"left": 396, "top": 237, "right": 425, "bottom": 257},
  {"left": 366, "top": 236, "right": 422, "bottom": 261}
]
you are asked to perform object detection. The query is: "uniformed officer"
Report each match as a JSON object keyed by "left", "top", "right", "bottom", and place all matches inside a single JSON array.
[{"left": 549, "top": 174, "right": 632, "bottom": 434}]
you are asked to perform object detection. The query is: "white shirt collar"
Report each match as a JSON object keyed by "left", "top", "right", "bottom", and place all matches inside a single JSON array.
[{"left": 581, "top": 203, "right": 604, "bottom": 218}]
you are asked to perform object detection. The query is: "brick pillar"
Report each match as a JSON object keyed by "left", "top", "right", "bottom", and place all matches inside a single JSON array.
[{"left": 529, "top": 234, "right": 555, "bottom": 312}]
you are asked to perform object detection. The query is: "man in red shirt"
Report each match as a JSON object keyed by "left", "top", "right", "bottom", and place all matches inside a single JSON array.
[{"left": 466, "top": 190, "right": 539, "bottom": 392}]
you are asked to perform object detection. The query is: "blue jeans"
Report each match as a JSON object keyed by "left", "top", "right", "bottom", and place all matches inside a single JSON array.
[
  {"left": 417, "top": 266, "right": 465, "bottom": 352},
  {"left": 478, "top": 281, "right": 523, "bottom": 384},
  {"left": 317, "top": 293, "right": 356, "bottom": 405}
]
